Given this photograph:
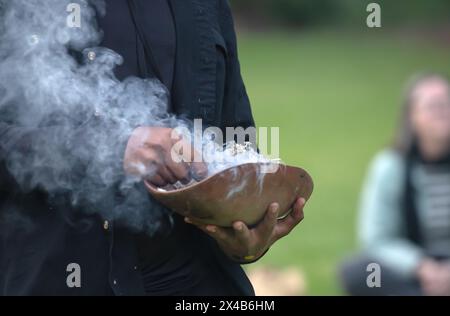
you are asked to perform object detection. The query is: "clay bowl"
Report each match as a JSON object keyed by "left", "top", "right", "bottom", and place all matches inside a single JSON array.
[{"left": 144, "top": 163, "right": 314, "bottom": 227}]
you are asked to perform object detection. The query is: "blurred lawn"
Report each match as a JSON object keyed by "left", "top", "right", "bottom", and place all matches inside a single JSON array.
[{"left": 237, "top": 30, "right": 450, "bottom": 295}]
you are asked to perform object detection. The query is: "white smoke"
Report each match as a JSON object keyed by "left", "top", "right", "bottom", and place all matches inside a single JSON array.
[{"left": 0, "top": 0, "right": 180, "bottom": 233}]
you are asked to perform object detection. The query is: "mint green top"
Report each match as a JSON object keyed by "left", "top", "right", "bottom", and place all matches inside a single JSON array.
[{"left": 358, "top": 150, "right": 450, "bottom": 277}]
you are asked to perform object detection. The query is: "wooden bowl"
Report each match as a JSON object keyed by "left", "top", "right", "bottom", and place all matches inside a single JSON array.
[{"left": 145, "top": 163, "right": 313, "bottom": 227}]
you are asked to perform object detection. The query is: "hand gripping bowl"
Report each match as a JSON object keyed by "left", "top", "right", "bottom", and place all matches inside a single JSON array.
[{"left": 145, "top": 163, "right": 314, "bottom": 227}]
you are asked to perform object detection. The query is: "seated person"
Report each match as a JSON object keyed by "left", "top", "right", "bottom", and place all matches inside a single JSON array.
[{"left": 340, "top": 73, "right": 450, "bottom": 296}]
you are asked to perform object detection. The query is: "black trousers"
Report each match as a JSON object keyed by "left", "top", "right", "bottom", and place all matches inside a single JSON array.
[{"left": 339, "top": 254, "right": 423, "bottom": 296}]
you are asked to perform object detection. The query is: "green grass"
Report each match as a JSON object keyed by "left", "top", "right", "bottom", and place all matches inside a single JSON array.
[{"left": 237, "top": 30, "right": 450, "bottom": 295}]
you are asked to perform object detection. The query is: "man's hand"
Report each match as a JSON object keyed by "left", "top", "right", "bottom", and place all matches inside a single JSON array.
[
  {"left": 185, "top": 197, "right": 306, "bottom": 263},
  {"left": 123, "top": 126, "right": 195, "bottom": 186},
  {"left": 417, "top": 259, "right": 450, "bottom": 296}
]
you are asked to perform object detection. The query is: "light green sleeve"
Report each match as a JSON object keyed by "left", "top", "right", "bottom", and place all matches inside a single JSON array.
[{"left": 357, "top": 150, "right": 424, "bottom": 277}]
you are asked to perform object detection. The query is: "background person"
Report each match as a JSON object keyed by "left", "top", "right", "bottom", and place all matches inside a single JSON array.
[{"left": 340, "top": 73, "right": 450, "bottom": 296}]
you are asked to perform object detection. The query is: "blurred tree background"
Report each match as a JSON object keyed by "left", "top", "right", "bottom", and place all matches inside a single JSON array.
[
  {"left": 228, "top": 0, "right": 450, "bottom": 295},
  {"left": 230, "top": 0, "right": 450, "bottom": 28}
]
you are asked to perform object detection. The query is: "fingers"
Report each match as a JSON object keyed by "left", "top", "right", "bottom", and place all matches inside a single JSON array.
[
  {"left": 232, "top": 221, "right": 252, "bottom": 245},
  {"left": 185, "top": 217, "right": 252, "bottom": 245},
  {"left": 144, "top": 150, "right": 190, "bottom": 185},
  {"left": 145, "top": 162, "right": 178, "bottom": 186},
  {"left": 148, "top": 174, "right": 166, "bottom": 187},
  {"left": 205, "top": 225, "right": 230, "bottom": 240},
  {"left": 167, "top": 135, "right": 207, "bottom": 183},
  {"left": 190, "top": 161, "right": 208, "bottom": 181},
  {"left": 292, "top": 197, "right": 306, "bottom": 221},
  {"left": 171, "top": 135, "right": 207, "bottom": 181},
  {"left": 184, "top": 217, "right": 237, "bottom": 242},
  {"left": 274, "top": 198, "right": 306, "bottom": 239},
  {"left": 158, "top": 164, "right": 177, "bottom": 184},
  {"left": 165, "top": 158, "right": 190, "bottom": 183},
  {"left": 172, "top": 137, "right": 198, "bottom": 164},
  {"left": 126, "top": 127, "right": 194, "bottom": 184},
  {"left": 254, "top": 202, "right": 279, "bottom": 238},
  {"left": 184, "top": 198, "right": 306, "bottom": 244}
]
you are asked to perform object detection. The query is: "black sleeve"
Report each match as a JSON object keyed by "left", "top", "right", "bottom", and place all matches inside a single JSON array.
[{"left": 218, "top": 0, "right": 256, "bottom": 130}]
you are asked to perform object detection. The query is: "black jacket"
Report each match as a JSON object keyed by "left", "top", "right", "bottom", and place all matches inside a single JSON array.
[{"left": 0, "top": 0, "right": 255, "bottom": 295}]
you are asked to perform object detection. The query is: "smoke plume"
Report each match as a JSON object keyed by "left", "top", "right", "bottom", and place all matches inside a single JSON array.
[{"left": 0, "top": 0, "right": 178, "bottom": 233}]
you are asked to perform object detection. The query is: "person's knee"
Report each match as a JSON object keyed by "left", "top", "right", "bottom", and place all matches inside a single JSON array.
[
  {"left": 338, "top": 254, "right": 375, "bottom": 296},
  {"left": 338, "top": 254, "right": 423, "bottom": 296}
]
